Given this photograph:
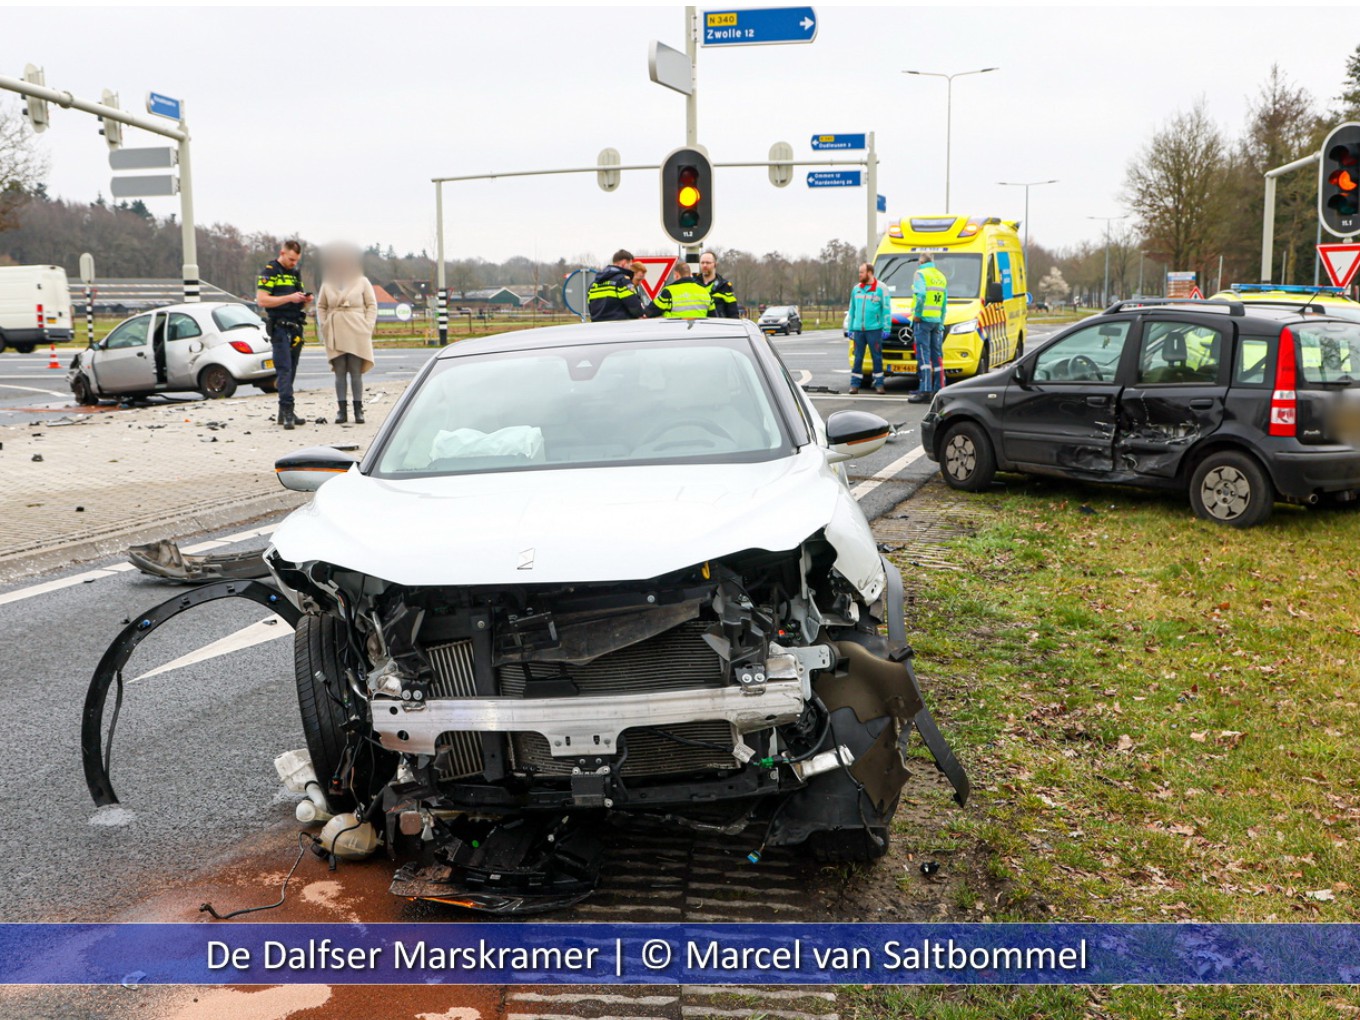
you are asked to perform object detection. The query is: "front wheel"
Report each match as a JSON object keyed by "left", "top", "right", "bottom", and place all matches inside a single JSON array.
[
  {"left": 198, "top": 364, "right": 237, "bottom": 399},
  {"left": 71, "top": 374, "right": 96, "bottom": 406},
  {"left": 939, "top": 420, "right": 997, "bottom": 492},
  {"left": 14, "top": 344, "right": 35, "bottom": 355},
  {"left": 1189, "top": 451, "right": 1274, "bottom": 527}
]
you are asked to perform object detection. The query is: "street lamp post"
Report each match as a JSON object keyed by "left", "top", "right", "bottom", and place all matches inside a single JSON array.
[
  {"left": 902, "top": 66, "right": 999, "bottom": 213},
  {"left": 997, "top": 178, "right": 1058, "bottom": 271},
  {"left": 1087, "top": 214, "right": 1127, "bottom": 307}
]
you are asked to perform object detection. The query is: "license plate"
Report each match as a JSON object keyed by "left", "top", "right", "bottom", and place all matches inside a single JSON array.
[{"left": 263, "top": 359, "right": 274, "bottom": 369}]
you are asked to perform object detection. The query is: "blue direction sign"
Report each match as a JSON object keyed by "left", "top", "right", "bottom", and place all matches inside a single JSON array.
[
  {"left": 807, "top": 170, "right": 862, "bottom": 188},
  {"left": 702, "top": 7, "right": 817, "bottom": 46},
  {"left": 145, "top": 92, "right": 182, "bottom": 121},
  {"left": 877, "top": 194, "right": 887, "bottom": 213},
  {"left": 811, "top": 133, "right": 866, "bottom": 151}
]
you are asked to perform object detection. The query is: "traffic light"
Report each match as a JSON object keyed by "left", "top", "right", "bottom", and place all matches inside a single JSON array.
[
  {"left": 1320, "top": 121, "right": 1360, "bottom": 238},
  {"left": 661, "top": 147, "right": 713, "bottom": 245}
]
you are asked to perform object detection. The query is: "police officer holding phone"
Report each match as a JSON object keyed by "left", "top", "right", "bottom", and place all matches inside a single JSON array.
[{"left": 256, "top": 240, "right": 312, "bottom": 429}]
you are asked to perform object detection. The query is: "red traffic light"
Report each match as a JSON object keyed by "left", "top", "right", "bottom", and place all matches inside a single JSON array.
[{"left": 1330, "top": 169, "right": 1358, "bottom": 192}]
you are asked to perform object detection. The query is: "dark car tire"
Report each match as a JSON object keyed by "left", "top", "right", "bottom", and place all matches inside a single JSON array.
[
  {"left": 15, "top": 344, "right": 35, "bottom": 354},
  {"left": 1189, "top": 450, "right": 1274, "bottom": 528},
  {"left": 198, "top": 364, "right": 237, "bottom": 399},
  {"left": 71, "top": 374, "right": 96, "bottom": 406},
  {"left": 255, "top": 377, "right": 278, "bottom": 394},
  {"left": 939, "top": 421, "right": 997, "bottom": 492},
  {"left": 294, "top": 614, "right": 396, "bottom": 813}
]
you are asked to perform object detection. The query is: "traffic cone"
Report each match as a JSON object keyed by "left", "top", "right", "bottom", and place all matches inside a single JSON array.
[{"left": 48, "top": 344, "right": 61, "bottom": 369}]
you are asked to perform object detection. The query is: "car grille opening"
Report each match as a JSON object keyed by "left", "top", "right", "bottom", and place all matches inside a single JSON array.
[{"left": 434, "top": 731, "right": 484, "bottom": 781}]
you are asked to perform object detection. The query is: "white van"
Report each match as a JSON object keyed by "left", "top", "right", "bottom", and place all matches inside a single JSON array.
[{"left": 0, "top": 265, "right": 74, "bottom": 353}]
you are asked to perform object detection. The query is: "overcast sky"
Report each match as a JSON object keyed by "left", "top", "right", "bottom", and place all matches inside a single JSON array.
[{"left": 4, "top": 4, "right": 1357, "bottom": 267}]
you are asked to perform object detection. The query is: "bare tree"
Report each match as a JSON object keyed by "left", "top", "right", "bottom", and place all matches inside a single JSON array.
[
  {"left": 1124, "top": 101, "right": 1229, "bottom": 282},
  {"left": 0, "top": 102, "right": 48, "bottom": 233},
  {"left": 1038, "top": 266, "right": 1069, "bottom": 304}
]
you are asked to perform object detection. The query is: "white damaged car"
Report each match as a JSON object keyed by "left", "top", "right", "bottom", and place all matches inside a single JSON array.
[{"left": 84, "top": 318, "right": 967, "bottom": 913}]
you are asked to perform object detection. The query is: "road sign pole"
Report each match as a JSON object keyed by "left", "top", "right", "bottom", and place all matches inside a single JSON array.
[
  {"left": 175, "top": 104, "right": 199, "bottom": 303},
  {"left": 435, "top": 181, "right": 448, "bottom": 346},
  {"left": 865, "top": 131, "right": 878, "bottom": 260},
  {"left": 684, "top": 6, "right": 701, "bottom": 266},
  {"left": 1260, "top": 151, "right": 1321, "bottom": 283}
]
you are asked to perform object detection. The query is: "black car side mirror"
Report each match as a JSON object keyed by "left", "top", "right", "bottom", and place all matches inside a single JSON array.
[
  {"left": 985, "top": 282, "right": 1005, "bottom": 304},
  {"left": 1012, "top": 359, "right": 1030, "bottom": 384}
]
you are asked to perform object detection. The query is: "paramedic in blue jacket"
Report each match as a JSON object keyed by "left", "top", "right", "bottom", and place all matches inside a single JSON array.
[{"left": 846, "top": 262, "right": 893, "bottom": 394}]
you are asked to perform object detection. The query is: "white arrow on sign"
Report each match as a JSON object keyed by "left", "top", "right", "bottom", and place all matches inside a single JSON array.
[
  {"left": 800, "top": 16, "right": 814, "bottom": 29},
  {"left": 1318, "top": 242, "right": 1360, "bottom": 289}
]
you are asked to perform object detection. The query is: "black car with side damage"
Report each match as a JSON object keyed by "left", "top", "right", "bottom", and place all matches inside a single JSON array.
[{"left": 920, "top": 298, "right": 1360, "bottom": 527}]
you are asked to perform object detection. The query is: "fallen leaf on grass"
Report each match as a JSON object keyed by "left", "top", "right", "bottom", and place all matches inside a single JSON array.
[
  {"left": 1307, "top": 889, "right": 1336, "bottom": 902},
  {"left": 1116, "top": 734, "right": 1134, "bottom": 752},
  {"left": 1216, "top": 730, "right": 1245, "bottom": 748},
  {"left": 1190, "top": 732, "right": 1208, "bottom": 743}
]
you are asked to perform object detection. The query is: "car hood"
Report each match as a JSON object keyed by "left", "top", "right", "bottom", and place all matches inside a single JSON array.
[{"left": 269, "top": 446, "right": 881, "bottom": 592}]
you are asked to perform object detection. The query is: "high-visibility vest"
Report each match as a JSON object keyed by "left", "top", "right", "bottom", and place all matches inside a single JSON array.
[
  {"left": 914, "top": 265, "right": 948, "bottom": 322},
  {"left": 653, "top": 280, "right": 714, "bottom": 318}
]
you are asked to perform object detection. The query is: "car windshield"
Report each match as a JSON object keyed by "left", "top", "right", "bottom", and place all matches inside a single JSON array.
[
  {"left": 212, "top": 305, "right": 265, "bottom": 331},
  {"left": 372, "top": 338, "right": 789, "bottom": 477},
  {"left": 875, "top": 253, "right": 983, "bottom": 301},
  {"left": 1293, "top": 320, "right": 1360, "bottom": 385},
  {"left": 762, "top": 307, "right": 792, "bottom": 318}
]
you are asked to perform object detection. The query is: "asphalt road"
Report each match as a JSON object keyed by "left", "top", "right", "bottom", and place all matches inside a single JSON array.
[{"left": 0, "top": 322, "right": 1064, "bottom": 926}]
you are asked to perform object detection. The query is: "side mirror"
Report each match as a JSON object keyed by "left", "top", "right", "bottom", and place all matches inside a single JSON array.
[
  {"left": 1013, "top": 359, "right": 1030, "bottom": 384},
  {"left": 275, "top": 445, "right": 358, "bottom": 492},
  {"left": 825, "top": 409, "right": 891, "bottom": 463},
  {"left": 985, "top": 282, "right": 1005, "bottom": 304}
]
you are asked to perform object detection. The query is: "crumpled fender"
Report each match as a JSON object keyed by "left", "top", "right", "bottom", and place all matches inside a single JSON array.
[{"left": 81, "top": 579, "right": 301, "bottom": 807}]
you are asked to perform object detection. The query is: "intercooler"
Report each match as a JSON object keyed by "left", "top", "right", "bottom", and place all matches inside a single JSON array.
[{"left": 427, "top": 619, "right": 738, "bottom": 780}]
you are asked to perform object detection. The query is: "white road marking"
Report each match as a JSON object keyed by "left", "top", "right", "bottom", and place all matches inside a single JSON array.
[
  {"left": 0, "top": 383, "right": 65, "bottom": 396},
  {"left": 131, "top": 615, "right": 288, "bottom": 683},
  {"left": 0, "top": 523, "right": 278, "bottom": 607},
  {"left": 850, "top": 444, "right": 928, "bottom": 499},
  {"left": 794, "top": 369, "right": 812, "bottom": 385}
]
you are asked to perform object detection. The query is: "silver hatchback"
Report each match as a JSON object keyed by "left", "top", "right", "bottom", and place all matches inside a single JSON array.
[{"left": 68, "top": 302, "right": 277, "bottom": 403}]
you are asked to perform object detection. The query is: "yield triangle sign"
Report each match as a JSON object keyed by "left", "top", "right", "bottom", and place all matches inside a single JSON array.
[
  {"left": 1188, "top": 285, "right": 1204, "bottom": 300},
  {"left": 630, "top": 256, "right": 677, "bottom": 301},
  {"left": 1318, "top": 243, "right": 1360, "bottom": 289}
]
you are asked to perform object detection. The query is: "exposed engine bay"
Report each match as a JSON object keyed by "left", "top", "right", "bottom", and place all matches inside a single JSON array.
[{"left": 83, "top": 537, "right": 968, "bottom": 915}]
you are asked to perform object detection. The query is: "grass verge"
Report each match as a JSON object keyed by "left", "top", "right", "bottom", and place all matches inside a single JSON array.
[{"left": 862, "top": 476, "right": 1360, "bottom": 1016}]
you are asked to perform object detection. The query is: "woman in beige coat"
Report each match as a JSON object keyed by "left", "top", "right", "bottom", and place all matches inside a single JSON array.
[{"left": 316, "top": 244, "right": 377, "bottom": 424}]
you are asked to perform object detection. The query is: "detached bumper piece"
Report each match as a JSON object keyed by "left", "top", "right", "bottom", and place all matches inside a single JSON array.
[
  {"left": 390, "top": 815, "right": 603, "bottom": 915},
  {"left": 81, "top": 579, "right": 301, "bottom": 807},
  {"left": 127, "top": 539, "right": 269, "bottom": 584}
]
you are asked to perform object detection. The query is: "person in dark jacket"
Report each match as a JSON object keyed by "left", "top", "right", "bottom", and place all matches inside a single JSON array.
[
  {"left": 699, "top": 250, "right": 738, "bottom": 318},
  {"left": 587, "top": 249, "right": 644, "bottom": 321}
]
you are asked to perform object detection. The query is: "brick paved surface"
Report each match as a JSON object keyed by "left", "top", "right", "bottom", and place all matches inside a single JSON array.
[{"left": 0, "top": 384, "right": 403, "bottom": 581}]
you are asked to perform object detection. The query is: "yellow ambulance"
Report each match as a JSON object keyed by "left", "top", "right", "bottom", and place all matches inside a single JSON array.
[{"left": 850, "top": 215, "right": 1029, "bottom": 381}]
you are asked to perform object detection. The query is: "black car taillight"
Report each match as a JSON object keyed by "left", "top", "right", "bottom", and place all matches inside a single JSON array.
[{"left": 1268, "top": 327, "right": 1297, "bottom": 437}]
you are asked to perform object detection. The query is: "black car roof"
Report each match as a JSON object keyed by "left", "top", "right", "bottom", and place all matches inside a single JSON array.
[
  {"left": 433, "top": 318, "right": 759, "bottom": 359},
  {"left": 1101, "top": 299, "right": 1348, "bottom": 327}
]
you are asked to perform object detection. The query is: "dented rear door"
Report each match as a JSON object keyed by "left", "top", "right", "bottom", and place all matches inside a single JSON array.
[{"left": 1116, "top": 316, "right": 1230, "bottom": 480}]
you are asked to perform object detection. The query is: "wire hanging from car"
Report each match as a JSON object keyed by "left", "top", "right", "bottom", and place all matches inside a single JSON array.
[{"left": 199, "top": 831, "right": 315, "bottom": 920}]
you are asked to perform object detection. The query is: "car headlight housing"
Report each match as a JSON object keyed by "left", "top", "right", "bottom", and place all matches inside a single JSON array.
[{"left": 948, "top": 319, "right": 979, "bottom": 335}]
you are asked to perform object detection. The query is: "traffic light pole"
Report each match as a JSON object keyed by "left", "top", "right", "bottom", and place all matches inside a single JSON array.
[
  {"left": 684, "top": 6, "right": 700, "bottom": 266},
  {"left": 1259, "top": 151, "right": 1319, "bottom": 284},
  {"left": 0, "top": 71, "right": 199, "bottom": 303}
]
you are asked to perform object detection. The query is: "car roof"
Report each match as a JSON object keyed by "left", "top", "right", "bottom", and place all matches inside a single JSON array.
[
  {"left": 1100, "top": 298, "right": 1350, "bottom": 327},
  {"left": 433, "top": 318, "right": 759, "bottom": 359},
  {"left": 122, "top": 302, "right": 242, "bottom": 316}
]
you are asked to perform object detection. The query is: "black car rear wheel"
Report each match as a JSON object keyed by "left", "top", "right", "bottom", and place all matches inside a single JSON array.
[
  {"left": 939, "top": 421, "right": 996, "bottom": 492},
  {"left": 1189, "top": 451, "right": 1274, "bottom": 528}
]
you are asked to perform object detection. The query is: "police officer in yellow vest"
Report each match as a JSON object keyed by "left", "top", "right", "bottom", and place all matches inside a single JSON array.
[
  {"left": 644, "top": 261, "right": 715, "bottom": 319},
  {"left": 908, "top": 253, "right": 950, "bottom": 404}
]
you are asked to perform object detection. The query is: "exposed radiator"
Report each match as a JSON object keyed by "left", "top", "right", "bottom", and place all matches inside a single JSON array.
[
  {"left": 509, "top": 721, "right": 739, "bottom": 777},
  {"left": 427, "top": 639, "right": 477, "bottom": 699},
  {"left": 495, "top": 619, "right": 724, "bottom": 697}
]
